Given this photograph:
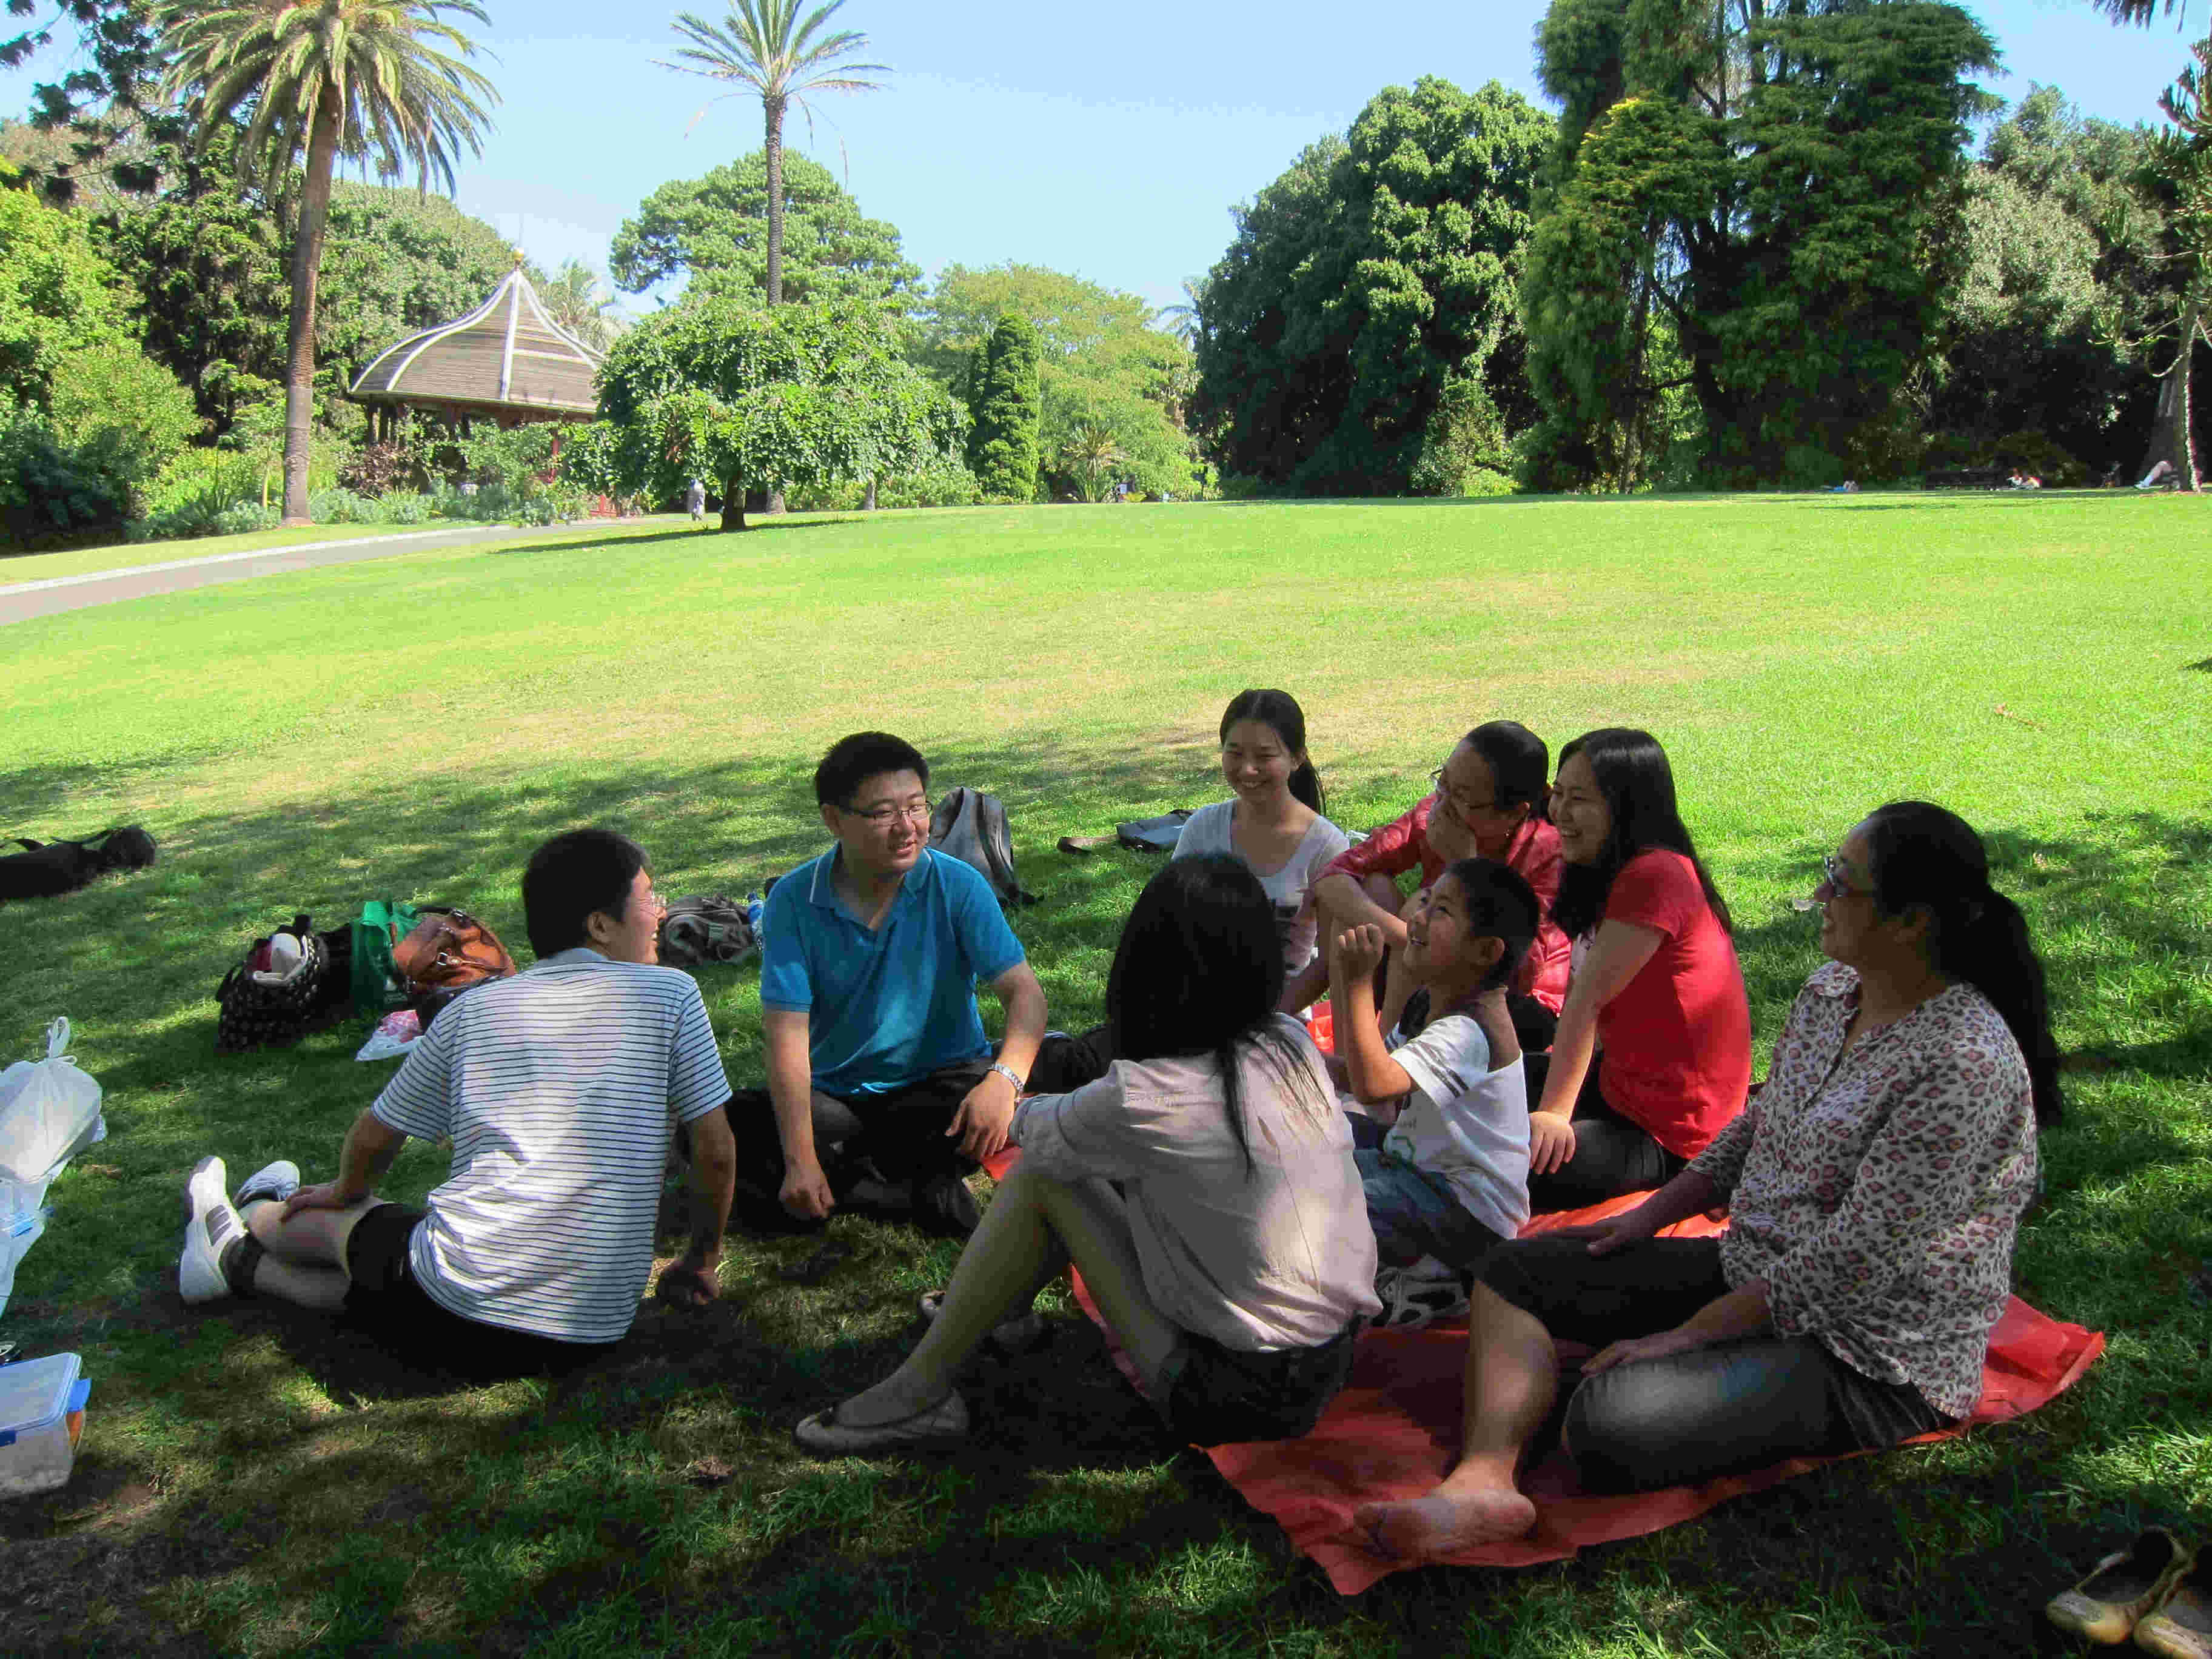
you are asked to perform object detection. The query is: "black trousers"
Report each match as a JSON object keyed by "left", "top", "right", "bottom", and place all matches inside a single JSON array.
[
  {"left": 725, "top": 1057, "right": 994, "bottom": 1194},
  {"left": 1481, "top": 1235, "right": 1952, "bottom": 1492},
  {"left": 1520, "top": 1051, "right": 1687, "bottom": 1212}
]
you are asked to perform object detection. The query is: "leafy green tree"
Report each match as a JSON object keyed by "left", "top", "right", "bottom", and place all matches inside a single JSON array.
[
  {"left": 1191, "top": 77, "right": 1553, "bottom": 494},
  {"left": 1522, "top": 0, "right": 1997, "bottom": 488},
  {"left": 611, "top": 150, "right": 920, "bottom": 312},
  {"left": 0, "top": 185, "right": 134, "bottom": 404},
  {"left": 965, "top": 312, "right": 1042, "bottom": 501},
  {"left": 917, "top": 262, "right": 1204, "bottom": 499},
  {"left": 1922, "top": 87, "right": 2181, "bottom": 478},
  {"left": 47, "top": 337, "right": 201, "bottom": 495},
  {"left": 659, "top": 1, "right": 886, "bottom": 308},
  {"left": 2140, "top": 35, "right": 2212, "bottom": 488},
  {"left": 156, "top": 0, "right": 498, "bottom": 524},
  {"left": 580, "top": 296, "right": 959, "bottom": 529}
]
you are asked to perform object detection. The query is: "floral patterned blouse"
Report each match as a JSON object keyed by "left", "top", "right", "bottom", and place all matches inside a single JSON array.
[{"left": 1691, "top": 961, "right": 2039, "bottom": 1418}]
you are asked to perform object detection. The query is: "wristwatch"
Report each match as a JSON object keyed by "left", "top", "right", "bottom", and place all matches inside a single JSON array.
[{"left": 988, "top": 1061, "right": 1027, "bottom": 1095}]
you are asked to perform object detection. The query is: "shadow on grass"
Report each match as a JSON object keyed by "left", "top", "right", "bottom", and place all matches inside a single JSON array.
[{"left": 0, "top": 760, "right": 2207, "bottom": 1654}]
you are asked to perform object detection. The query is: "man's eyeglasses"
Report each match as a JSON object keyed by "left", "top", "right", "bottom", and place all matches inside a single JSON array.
[
  {"left": 1428, "top": 768, "right": 1498, "bottom": 819},
  {"left": 845, "top": 798, "right": 934, "bottom": 829}
]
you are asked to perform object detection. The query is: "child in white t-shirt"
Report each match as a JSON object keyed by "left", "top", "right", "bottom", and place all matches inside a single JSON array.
[{"left": 1328, "top": 858, "right": 1538, "bottom": 1322}]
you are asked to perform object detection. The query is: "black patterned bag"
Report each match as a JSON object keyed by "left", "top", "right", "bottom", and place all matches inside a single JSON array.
[{"left": 215, "top": 913, "right": 343, "bottom": 1054}]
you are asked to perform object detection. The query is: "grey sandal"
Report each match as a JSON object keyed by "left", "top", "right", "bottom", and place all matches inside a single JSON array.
[{"left": 793, "top": 1390, "right": 970, "bottom": 1456}]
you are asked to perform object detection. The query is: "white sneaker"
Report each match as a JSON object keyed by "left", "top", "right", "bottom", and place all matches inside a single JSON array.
[
  {"left": 1372, "top": 1263, "right": 1472, "bottom": 1330},
  {"left": 234, "top": 1159, "right": 300, "bottom": 1208},
  {"left": 178, "top": 1156, "right": 244, "bottom": 1305}
]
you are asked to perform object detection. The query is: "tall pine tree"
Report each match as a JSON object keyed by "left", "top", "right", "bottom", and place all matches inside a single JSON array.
[{"left": 967, "top": 313, "right": 1041, "bottom": 502}]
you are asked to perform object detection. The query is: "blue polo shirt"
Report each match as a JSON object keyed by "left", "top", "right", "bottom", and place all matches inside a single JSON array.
[{"left": 759, "top": 846, "right": 1027, "bottom": 1096}]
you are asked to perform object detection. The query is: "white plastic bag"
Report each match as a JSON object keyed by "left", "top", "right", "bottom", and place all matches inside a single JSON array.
[{"left": 0, "top": 1019, "right": 105, "bottom": 1185}]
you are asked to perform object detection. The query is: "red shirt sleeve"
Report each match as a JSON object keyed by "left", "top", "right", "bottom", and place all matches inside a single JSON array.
[
  {"left": 1504, "top": 818, "right": 1571, "bottom": 1011},
  {"left": 1322, "top": 799, "right": 1430, "bottom": 883},
  {"left": 1601, "top": 848, "right": 1702, "bottom": 941}
]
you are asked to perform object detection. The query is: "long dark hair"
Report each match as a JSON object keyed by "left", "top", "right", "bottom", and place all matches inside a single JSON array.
[
  {"left": 1861, "top": 802, "right": 2063, "bottom": 1128},
  {"left": 1462, "top": 720, "right": 1550, "bottom": 821},
  {"left": 1105, "top": 854, "right": 1326, "bottom": 1173},
  {"left": 1222, "top": 688, "right": 1324, "bottom": 815},
  {"left": 1551, "top": 727, "right": 1733, "bottom": 939}
]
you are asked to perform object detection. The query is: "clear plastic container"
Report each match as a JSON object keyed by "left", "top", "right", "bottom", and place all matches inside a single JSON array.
[
  {"left": 0, "top": 1208, "right": 49, "bottom": 1320},
  {"left": 0, "top": 1352, "right": 88, "bottom": 1498}
]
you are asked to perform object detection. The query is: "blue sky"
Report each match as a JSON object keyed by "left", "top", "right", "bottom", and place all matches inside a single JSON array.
[{"left": 4, "top": 0, "right": 2202, "bottom": 317}]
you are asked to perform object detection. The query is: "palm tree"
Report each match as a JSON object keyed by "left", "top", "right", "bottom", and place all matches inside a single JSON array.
[
  {"left": 659, "top": 1, "right": 887, "bottom": 307},
  {"left": 1155, "top": 277, "right": 1205, "bottom": 347},
  {"left": 158, "top": 2, "right": 498, "bottom": 525},
  {"left": 1061, "top": 420, "right": 1128, "bottom": 504},
  {"left": 537, "top": 258, "right": 622, "bottom": 353}
]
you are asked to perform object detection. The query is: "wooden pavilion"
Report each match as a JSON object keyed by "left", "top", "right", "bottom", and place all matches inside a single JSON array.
[{"left": 347, "top": 260, "right": 604, "bottom": 439}]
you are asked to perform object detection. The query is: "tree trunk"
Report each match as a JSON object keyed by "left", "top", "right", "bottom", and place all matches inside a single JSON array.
[
  {"left": 764, "top": 94, "right": 785, "bottom": 306},
  {"left": 720, "top": 474, "right": 748, "bottom": 532},
  {"left": 864, "top": 475, "right": 878, "bottom": 511},
  {"left": 281, "top": 96, "right": 341, "bottom": 526},
  {"left": 2139, "top": 293, "right": 2204, "bottom": 491}
]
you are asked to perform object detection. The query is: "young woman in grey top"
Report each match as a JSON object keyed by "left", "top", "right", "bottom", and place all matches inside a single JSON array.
[{"left": 1173, "top": 689, "right": 1350, "bottom": 1005}]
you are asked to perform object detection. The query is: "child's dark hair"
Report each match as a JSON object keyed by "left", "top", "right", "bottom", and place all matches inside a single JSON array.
[
  {"left": 1461, "top": 720, "right": 1550, "bottom": 820},
  {"left": 1439, "top": 856, "right": 1539, "bottom": 993},
  {"left": 1221, "top": 688, "right": 1325, "bottom": 815},
  {"left": 1105, "top": 853, "right": 1329, "bottom": 1174}
]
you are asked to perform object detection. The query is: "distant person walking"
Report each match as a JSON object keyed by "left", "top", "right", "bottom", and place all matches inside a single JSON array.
[{"left": 686, "top": 477, "right": 707, "bottom": 522}]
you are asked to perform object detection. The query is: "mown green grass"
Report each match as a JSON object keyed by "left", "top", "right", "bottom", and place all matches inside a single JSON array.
[{"left": 1, "top": 490, "right": 2207, "bottom": 1655}]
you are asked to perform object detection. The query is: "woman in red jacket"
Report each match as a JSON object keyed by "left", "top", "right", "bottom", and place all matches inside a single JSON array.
[
  {"left": 1526, "top": 728, "right": 1750, "bottom": 1211},
  {"left": 1301, "top": 720, "right": 1571, "bottom": 1051}
]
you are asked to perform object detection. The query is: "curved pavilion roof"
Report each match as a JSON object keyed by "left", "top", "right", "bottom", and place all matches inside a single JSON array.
[{"left": 347, "top": 266, "right": 603, "bottom": 424}]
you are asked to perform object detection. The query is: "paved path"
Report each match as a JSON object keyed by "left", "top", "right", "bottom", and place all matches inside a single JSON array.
[{"left": 0, "top": 518, "right": 679, "bottom": 626}]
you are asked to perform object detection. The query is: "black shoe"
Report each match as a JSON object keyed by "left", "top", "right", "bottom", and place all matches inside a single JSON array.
[{"left": 914, "top": 1173, "right": 981, "bottom": 1239}]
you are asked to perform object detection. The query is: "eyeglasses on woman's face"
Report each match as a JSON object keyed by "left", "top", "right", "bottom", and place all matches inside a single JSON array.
[
  {"left": 1816, "top": 853, "right": 1869, "bottom": 899},
  {"left": 1428, "top": 766, "right": 1499, "bottom": 820}
]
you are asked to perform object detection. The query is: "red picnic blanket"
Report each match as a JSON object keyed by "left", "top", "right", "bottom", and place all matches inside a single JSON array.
[{"left": 1033, "top": 1178, "right": 2102, "bottom": 1595}]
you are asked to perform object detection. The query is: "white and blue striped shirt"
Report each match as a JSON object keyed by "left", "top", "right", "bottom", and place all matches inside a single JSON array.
[{"left": 371, "top": 947, "right": 731, "bottom": 1342}]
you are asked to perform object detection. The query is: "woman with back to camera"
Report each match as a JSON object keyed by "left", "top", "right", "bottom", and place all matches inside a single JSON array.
[
  {"left": 1526, "top": 727, "right": 1752, "bottom": 1210},
  {"left": 1358, "top": 801, "right": 2060, "bottom": 1558},
  {"left": 795, "top": 853, "right": 1380, "bottom": 1455}
]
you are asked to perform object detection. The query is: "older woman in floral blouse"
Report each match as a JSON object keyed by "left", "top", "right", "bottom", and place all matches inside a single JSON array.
[{"left": 1356, "top": 801, "right": 2063, "bottom": 1560}]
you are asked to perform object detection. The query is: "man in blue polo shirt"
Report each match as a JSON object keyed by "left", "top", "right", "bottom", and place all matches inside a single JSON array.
[{"left": 729, "top": 731, "right": 1048, "bottom": 1237}]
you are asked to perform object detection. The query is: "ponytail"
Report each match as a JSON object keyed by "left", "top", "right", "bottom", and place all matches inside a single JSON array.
[{"left": 1863, "top": 802, "right": 2063, "bottom": 1128}]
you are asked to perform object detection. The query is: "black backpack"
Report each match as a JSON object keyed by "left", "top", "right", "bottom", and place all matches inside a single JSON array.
[
  {"left": 0, "top": 826, "right": 158, "bottom": 903},
  {"left": 929, "top": 787, "right": 1037, "bottom": 908}
]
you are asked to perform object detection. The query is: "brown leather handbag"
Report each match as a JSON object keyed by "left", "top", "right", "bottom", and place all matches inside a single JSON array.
[{"left": 393, "top": 906, "right": 517, "bottom": 1030}]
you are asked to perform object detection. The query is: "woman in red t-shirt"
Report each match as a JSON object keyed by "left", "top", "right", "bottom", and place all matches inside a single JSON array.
[
  {"left": 1527, "top": 728, "right": 1750, "bottom": 1212},
  {"left": 1299, "top": 720, "right": 1573, "bottom": 1050}
]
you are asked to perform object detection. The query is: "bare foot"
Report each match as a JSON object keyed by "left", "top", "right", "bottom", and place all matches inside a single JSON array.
[{"left": 1354, "top": 1487, "right": 1538, "bottom": 1560}]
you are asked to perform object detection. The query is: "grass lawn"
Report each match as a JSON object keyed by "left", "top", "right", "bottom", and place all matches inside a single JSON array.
[{"left": 1, "top": 491, "right": 2207, "bottom": 1655}]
